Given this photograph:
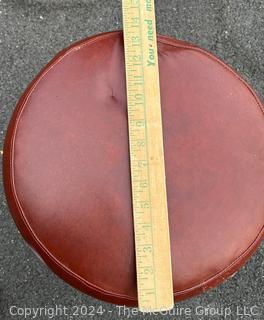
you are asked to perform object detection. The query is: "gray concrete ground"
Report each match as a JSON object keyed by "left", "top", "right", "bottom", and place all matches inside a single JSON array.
[{"left": 0, "top": 1, "right": 263, "bottom": 319}]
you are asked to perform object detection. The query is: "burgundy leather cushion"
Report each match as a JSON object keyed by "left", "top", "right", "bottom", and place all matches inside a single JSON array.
[{"left": 3, "top": 31, "right": 264, "bottom": 306}]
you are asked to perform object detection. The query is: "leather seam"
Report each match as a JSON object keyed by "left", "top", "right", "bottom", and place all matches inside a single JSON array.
[
  {"left": 8, "top": 30, "right": 264, "bottom": 301},
  {"left": 157, "top": 34, "right": 264, "bottom": 115}
]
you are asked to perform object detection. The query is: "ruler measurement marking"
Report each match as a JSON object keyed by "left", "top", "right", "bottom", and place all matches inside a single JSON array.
[
  {"left": 136, "top": 2, "right": 157, "bottom": 308},
  {"left": 122, "top": 0, "right": 173, "bottom": 312}
]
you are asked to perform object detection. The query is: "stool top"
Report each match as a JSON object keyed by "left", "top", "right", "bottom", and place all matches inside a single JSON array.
[{"left": 3, "top": 31, "right": 264, "bottom": 306}]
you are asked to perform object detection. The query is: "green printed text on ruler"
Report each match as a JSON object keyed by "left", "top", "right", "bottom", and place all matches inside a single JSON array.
[{"left": 122, "top": 0, "right": 174, "bottom": 312}]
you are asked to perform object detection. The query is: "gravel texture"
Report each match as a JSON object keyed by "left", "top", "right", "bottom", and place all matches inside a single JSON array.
[{"left": 0, "top": 1, "right": 263, "bottom": 319}]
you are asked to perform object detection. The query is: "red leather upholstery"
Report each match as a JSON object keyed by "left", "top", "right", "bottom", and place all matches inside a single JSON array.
[{"left": 3, "top": 31, "right": 264, "bottom": 306}]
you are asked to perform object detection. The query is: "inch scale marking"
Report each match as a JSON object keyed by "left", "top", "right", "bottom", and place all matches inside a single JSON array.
[{"left": 122, "top": 0, "right": 173, "bottom": 312}]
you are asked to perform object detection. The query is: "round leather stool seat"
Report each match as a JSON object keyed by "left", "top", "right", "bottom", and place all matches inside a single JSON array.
[{"left": 3, "top": 31, "right": 264, "bottom": 306}]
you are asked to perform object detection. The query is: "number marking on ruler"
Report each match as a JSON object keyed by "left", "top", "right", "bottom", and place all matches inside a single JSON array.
[{"left": 122, "top": 0, "right": 174, "bottom": 312}]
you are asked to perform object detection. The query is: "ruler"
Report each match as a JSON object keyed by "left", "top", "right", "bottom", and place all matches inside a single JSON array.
[{"left": 122, "top": 0, "right": 173, "bottom": 312}]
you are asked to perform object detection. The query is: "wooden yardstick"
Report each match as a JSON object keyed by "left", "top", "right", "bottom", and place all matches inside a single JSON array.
[{"left": 122, "top": 0, "right": 174, "bottom": 312}]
